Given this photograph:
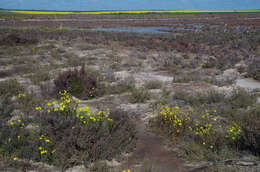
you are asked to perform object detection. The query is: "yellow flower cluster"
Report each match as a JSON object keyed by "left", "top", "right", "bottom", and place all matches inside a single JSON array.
[
  {"left": 226, "top": 121, "right": 241, "bottom": 141},
  {"left": 192, "top": 109, "right": 217, "bottom": 149},
  {"left": 39, "top": 135, "right": 55, "bottom": 155},
  {"left": 8, "top": 119, "right": 25, "bottom": 129},
  {"left": 155, "top": 105, "right": 241, "bottom": 150},
  {"left": 7, "top": 120, "right": 24, "bottom": 148},
  {"left": 36, "top": 90, "right": 113, "bottom": 125},
  {"left": 35, "top": 106, "right": 42, "bottom": 111},
  {"left": 17, "top": 93, "right": 26, "bottom": 99},
  {"left": 157, "top": 105, "right": 190, "bottom": 135},
  {"left": 76, "top": 106, "right": 112, "bottom": 124},
  {"left": 39, "top": 135, "right": 51, "bottom": 143},
  {"left": 122, "top": 169, "right": 131, "bottom": 172}
]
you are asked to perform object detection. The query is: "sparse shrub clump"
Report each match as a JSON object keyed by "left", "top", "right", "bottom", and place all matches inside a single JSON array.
[
  {"left": 247, "top": 57, "right": 260, "bottom": 81},
  {"left": 129, "top": 87, "right": 150, "bottom": 103},
  {"left": 144, "top": 80, "right": 163, "bottom": 90},
  {"left": 157, "top": 87, "right": 260, "bottom": 160},
  {"left": 54, "top": 64, "right": 102, "bottom": 99},
  {"left": 150, "top": 105, "right": 241, "bottom": 152},
  {"left": 236, "top": 103, "right": 260, "bottom": 156},
  {"left": 0, "top": 79, "right": 24, "bottom": 97}
]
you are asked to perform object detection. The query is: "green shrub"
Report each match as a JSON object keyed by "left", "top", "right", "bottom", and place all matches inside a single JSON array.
[
  {"left": 247, "top": 57, "right": 260, "bottom": 81},
  {"left": 144, "top": 80, "right": 162, "bottom": 90},
  {"left": 174, "top": 90, "right": 226, "bottom": 107},
  {"left": 236, "top": 103, "right": 260, "bottom": 156},
  {"left": 0, "top": 79, "right": 24, "bottom": 97},
  {"left": 174, "top": 89, "right": 256, "bottom": 109},
  {"left": 104, "top": 80, "right": 135, "bottom": 95},
  {"left": 28, "top": 70, "right": 50, "bottom": 85},
  {"left": 129, "top": 87, "right": 150, "bottom": 103},
  {"left": 227, "top": 88, "right": 256, "bottom": 109},
  {"left": 0, "top": 96, "right": 14, "bottom": 125}
]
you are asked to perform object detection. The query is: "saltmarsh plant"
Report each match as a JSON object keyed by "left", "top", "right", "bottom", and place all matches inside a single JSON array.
[
  {"left": 236, "top": 103, "right": 260, "bottom": 156},
  {"left": 54, "top": 64, "right": 102, "bottom": 100},
  {"left": 35, "top": 90, "right": 136, "bottom": 168},
  {"left": 144, "top": 80, "right": 163, "bottom": 90},
  {"left": 150, "top": 104, "right": 241, "bottom": 151},
  {"left": 129, "top": 87, "right": 150, "bottom": 103},
  {"left": 0, "top": 90, "right": 136, "bottom": 170},
  {"left": 0, "top": 79, "right": 24, "bottom": 97}
]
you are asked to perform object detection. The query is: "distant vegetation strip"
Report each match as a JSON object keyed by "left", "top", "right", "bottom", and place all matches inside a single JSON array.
[{"left": 8, "top": 10, "right": 260, "bottom": 15}]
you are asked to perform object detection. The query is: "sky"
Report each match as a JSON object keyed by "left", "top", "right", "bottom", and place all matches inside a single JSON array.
[{"left": 0, "top": 0, "right": 259, "bottom": 11}]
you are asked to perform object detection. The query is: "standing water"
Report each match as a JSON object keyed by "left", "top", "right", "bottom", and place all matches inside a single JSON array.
[{"left": 236, "top": 78, "right": 260, "bottom": 90}]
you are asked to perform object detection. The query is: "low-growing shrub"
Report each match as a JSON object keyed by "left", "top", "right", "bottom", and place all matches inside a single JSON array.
[
  {"left": 0, "top": 91, "right": 137, "bottom": 170},
  {"left": 0, "top": 95, "right": 15, "bottom": 128},
  {"left": 174, "top": 89, "right": 256, "bottom": 109},
  {"left": 28, "top": 70, "right": 50, "bottom": 85},
  {"left": 174, "top": 90, "right": 226, "bottom": 107},
  {"left": 149, "top": 105, "right": 241, "bottom": 152},
  {"left": 129, "top": 87, "right": 150, "bottom": 103},
  {"left": 0, "top": 79, "right": 24, "bottom": 97},
  {"left": 54, "top": 64, "right": 103, "bottom": 100},
  {"left": 236, "top": 103, "right": 260, "bottom": 156},
  {"left": 227, "top": 88, "right": 257, "bottom": 109},
  {"left": 144, "top": 80, "right": 162, "bottom": 90},
  {"left": 247, "top": 57, "right": 260, "bottom": 81},
  {"left": 104, "top": 79, "right": 135, "bottom": 95}
]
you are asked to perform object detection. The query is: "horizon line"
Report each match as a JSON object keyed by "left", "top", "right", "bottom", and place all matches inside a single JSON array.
[
  {"left": 3, "top": 9, "right": 260, "bottom": 15},
  {"left": 1, "top": 8, "right": 260, "bottom": 12}
]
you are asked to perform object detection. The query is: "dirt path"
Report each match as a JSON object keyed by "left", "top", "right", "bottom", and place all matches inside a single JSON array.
[{"left": 124, "top": 119, "right": 187, "bottom": 172}]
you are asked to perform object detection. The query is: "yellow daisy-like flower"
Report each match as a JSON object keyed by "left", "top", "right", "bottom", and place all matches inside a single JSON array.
[
  {"left": 40, "top": 150, "right": 48, "bottom": 154},
  {"left": 13, "top": 157, "right": 18, "bottom": 161},
  {"left": 35, "top": 106, "right": 42, "bottom": 111}
]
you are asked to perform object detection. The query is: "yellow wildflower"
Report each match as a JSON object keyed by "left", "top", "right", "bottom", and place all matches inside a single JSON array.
[
  {"left": 40, "top": 150, "right": 47, "bottom": 154},
  {"left": 35, "top": 106, "right": 42, "bottom": 111}
]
